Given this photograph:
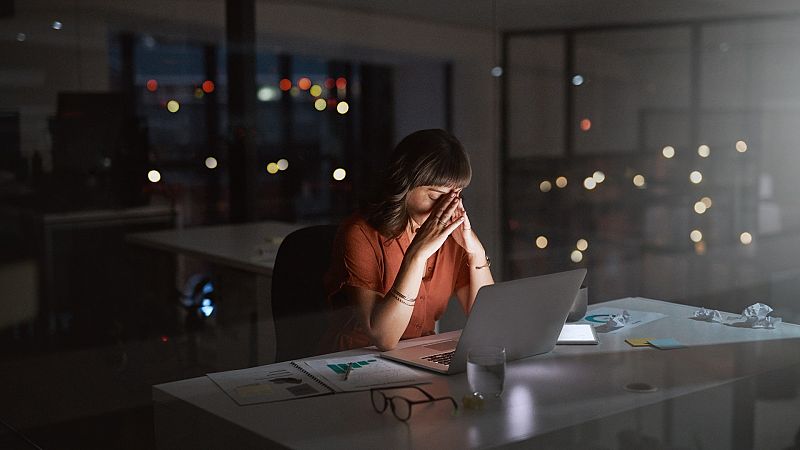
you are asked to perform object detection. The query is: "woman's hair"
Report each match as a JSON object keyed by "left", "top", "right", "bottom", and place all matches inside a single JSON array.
[{"left": 364, "top": 129, "right": 472, "bottom": 238}]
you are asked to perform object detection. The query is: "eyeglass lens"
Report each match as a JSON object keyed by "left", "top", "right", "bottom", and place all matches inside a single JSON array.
[
  {"left": 371, "top": 390, "right": 387, "bottom": 412},
  {"left": 390, "top": 397, "right": 412, "bottom": 421}
]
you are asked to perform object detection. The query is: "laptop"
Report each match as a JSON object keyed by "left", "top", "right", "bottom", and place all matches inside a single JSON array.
[{"left": 382, "top": 268, "right": 587, "bottom": 374}]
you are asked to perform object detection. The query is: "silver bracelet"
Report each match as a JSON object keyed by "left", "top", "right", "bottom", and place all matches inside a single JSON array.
[{"left": 389, "top": 287, "right": 416, "bottom": 306}]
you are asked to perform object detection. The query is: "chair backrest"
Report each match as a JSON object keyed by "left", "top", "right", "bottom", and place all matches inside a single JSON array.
[{"left": 271, "top": 224, "right": 339, "bottom": 362}]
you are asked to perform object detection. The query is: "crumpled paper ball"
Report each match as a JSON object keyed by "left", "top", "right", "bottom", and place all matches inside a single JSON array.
[
  {"left": 596, "top": 310, "right": 631, "bottom": 333},
  {"left": 693, "top": 307, "right": 723, "bottom": 323},
  {"left": 742, "top": 302, "right": 782, "bottom": 329}
]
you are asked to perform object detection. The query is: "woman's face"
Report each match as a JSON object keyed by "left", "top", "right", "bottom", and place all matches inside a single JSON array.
[{"left": 405, "top": 185, "right": 462, "bottom": 223}]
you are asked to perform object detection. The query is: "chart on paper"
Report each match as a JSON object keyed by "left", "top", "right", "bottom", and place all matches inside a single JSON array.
[
  {"left": 304, "top": 355, "right": 425, "bottom": 392},
  {"left": 324, "top": 358, "right": 378, "bottom": 375}
]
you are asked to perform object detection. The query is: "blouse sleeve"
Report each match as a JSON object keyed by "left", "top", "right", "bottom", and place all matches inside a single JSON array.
[{"left": 337, "top": 222, "right": 384, "bottom": 293}]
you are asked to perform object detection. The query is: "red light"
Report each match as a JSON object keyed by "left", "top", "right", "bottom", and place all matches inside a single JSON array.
[
  {"left": 146, "top": 79, "right": 158, "bottom": 92},
  {"left": 580, "top": 118, "right": 592, "bottom": 131},
  {"left": 336, "top": 77, "right": 347, "bottom": 90},
  {"left": 160, "top": 335, "right": 169, "bottom": 343},
  {"left": 325, "top": 78, "right": 335, "bottom": 89},
  {"left": 279, "top": 78, "right": 292, "bottom": 91},
  {"left": 298, "top": 77, "right": 312, "bottom": 90},
  {"left": 202, "top": 80, "right": 215, "bottom": 93},
  {"left": 327, "top": 98, "right": 337, "bottom": 107}
]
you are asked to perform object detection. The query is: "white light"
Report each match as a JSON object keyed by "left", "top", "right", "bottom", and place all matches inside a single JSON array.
[
  {"left": 333, "top": 168, "right": 347, "bottom": 181},
  {"left": 539, "top": 181, "right": 552, "bottom": 192},
  {"left": 740, "top": 232, "right": 753, "bottom": 245},
  {"left": 698, "top": 144, "right": 710, "bottom": 158},
  {"left": 633, "top": 174, "right": 646, "bottom": 188},
  {"left": 570, "top": 250, "right": 583, "bottom": 263},
  {"left": 572, "top": 75, "right": 584, "bottom": 86},
  {"left": 257, "top": 86, "right": 278, "bottom": 102},
  {"left": 576, "top": 239, "right": 588, "bottom": 251},
  {"left": 690, "top": 171, "right": 703, "bottom": 184},
  {"left": 662, "top": 146, "right": 675, "bottom": 159},
  {"left": 52, "top": 21, "right": 63, "bottom": 30},
  {"left": 736, "top": 140, "right": 748, "bottom": 153},
  {"left": 592, "top": 171, "right": 605, "bottom": 183},
  {"left": 555, "top": 176, "right": 568, "bottom": 188},
  {"left": 166, "top": 100, "right": 180, "bottom": 113},
  {"left": 491, "top": 66, "right": 503, "bottom": 77},
  {"left": 583, "top": 177, "right": 597, "bottom": 190},
  {"left": 147, "top": 170, "right": 161, "bottom": 183},
  {"left": 694, "top": 201, "right": 707, "bottom": 214},
  {"left": 701, "top": 196, "right": 713, "bottom": 208},
  {"left": 205, "top": 157, "right": 218, "bottom": 169},
  {"left": 16, "top": 33, "right": 26, "bottom": 42},
  {"left": 337, "top": 102, "right": 349, "bottom": 114},
  {"left": 277, "top": 159, "right": 289, "bottom": 171},
  {"left": 535, "top": 236, "right": 548, "bottom": 249},
  {"left": 690, "top": 229, "right": 703, "bottom": 243}
]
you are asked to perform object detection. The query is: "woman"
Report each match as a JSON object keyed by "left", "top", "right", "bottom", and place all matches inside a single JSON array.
[{"left": 322, "top": 129, "right": 494, "bottom": 352}]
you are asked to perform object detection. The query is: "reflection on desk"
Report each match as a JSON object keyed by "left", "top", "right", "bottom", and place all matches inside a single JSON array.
[
  {"left": 127, "top": 221, "right": 304, "bottom": 275},
  {"left": 128, "top": 221, "right": 306, "bottom": 368},
  {"left": 153, "top": 297, "right": 800, "bottom": 449}
]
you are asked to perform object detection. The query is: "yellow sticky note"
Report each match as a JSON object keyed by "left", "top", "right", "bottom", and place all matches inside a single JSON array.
[{"left": 626, "top": 338, "right": 655, "bottom": 347}]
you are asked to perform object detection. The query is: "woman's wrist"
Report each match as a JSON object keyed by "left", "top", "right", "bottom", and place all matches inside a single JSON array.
[
  {"left": 467, "top": 250, "right": 487, "bottom": 263},
  {"left": 467, "top": 252, "right": 490, "bottom": 269}
]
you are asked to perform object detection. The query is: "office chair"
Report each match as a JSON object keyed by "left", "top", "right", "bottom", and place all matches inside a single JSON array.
[{"left": 271, "top": 224, "right": 339, "bottom": 362}]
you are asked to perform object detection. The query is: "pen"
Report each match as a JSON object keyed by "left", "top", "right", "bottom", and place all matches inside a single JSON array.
[{"left": 343, "top": 362, "right": 353, "bottom": 380}]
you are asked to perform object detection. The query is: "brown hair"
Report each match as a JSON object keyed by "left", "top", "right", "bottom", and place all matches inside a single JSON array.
[{"left": 364, "top": 129, "right": 472, "bottom": 238}]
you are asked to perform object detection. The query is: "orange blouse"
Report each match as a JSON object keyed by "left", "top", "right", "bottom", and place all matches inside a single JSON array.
[{"left": 322, "top": 214, "right": 470, "bottom": 352}]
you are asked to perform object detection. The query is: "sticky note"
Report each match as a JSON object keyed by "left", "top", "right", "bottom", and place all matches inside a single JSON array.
[
  {"left": 626, "top": 338, "right": 655, "bottom": 347},
  {"left": 648, "top": 338, "right": 687, "bottom": 350}
]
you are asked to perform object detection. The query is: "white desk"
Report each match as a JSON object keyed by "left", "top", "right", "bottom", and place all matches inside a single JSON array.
[
  {"left": 127, "top": 221, "right": 304, "bottom": 276},
  {"left": 128, "top": 221, "right": 305, "bottom": 367},
  {"left": 153, "top": 298, "right": 800, "bottom": 449}
]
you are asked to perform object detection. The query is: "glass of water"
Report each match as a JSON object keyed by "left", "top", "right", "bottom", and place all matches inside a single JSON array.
[{"left": 467, "top": 346, "right": 506, "bottom": 398}]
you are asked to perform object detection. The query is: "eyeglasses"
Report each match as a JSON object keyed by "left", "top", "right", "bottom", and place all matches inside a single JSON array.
[{"left": 370, "top": 385, "right": 458, "bottom": 421}]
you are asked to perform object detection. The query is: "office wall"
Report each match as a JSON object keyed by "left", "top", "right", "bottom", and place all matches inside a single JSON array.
[{"left": 0, "top": 0, "right": 502, "bottom": 273}]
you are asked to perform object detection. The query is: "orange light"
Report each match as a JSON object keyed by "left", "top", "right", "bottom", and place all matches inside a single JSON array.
[
  {"left": 580, "top": 118, "right": 592, "bottom": 131},
  {"left": 202, "top": 80, "right": 215, "bottom": 93},
  {"left": 298, "top": 77, "right": 312, "bottom": 90},
  {"left": 146, "top": 79, "right": 158, "bottom": 92},
  {"left": 336, "top": 77, "right": 347, "bottom": 90},
  {"left": 279, "top": 78, "right": 292, "bottom": 91}
]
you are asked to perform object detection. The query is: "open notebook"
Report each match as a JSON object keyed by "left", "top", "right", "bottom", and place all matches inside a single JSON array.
[{"left": 207, "top": 354, "right": 424, "bottom": 406}]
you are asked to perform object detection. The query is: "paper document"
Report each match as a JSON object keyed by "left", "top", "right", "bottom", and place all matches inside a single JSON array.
[
  {"left": 580, "top": 307, "right": 666, "bottom": 333},
  {"left": 304, "top": 354, "right": 423, "bottom": 392},
  {"left": 207, "top": 361, "right": 333, "bottom": 406}
]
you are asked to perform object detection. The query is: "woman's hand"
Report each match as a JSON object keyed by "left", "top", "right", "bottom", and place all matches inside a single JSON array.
[
  {"left": 451, "top": 199, "right": 486, "bottom": 257},
  {"left": 407, "top": 193, "right": 464, "bottom": 262}
]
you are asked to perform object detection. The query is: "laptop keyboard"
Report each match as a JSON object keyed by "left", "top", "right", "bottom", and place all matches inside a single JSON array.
[{"left": 422, "top": 351, "right": 454, "bottom": 366}]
